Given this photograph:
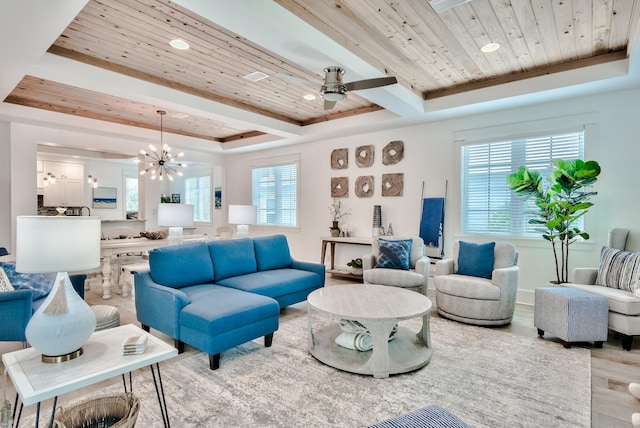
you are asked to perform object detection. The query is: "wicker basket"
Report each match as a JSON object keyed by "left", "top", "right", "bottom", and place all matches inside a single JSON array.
[{"left": 53, "top": 393, "right": 140, "bottom": 428}]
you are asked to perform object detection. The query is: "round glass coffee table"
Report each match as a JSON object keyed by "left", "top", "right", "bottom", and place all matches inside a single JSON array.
[{"left": 307, "top": 284, "right": 433, "bottom": 378}]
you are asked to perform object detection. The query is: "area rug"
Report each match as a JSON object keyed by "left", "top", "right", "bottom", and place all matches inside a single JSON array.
[{"left": 29, "top": 310, "right": 591, "bottom": 427}]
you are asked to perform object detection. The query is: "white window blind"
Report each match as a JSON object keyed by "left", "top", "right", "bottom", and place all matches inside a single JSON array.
[
  {"left": 252, "top": 162, "right": 298, "bottom": 227},
  {"left": 185, "top": 175, "right": 211, "bottom": 222},
  {"left": 461, "top": 130, "right": 584, "bottom": 236}
]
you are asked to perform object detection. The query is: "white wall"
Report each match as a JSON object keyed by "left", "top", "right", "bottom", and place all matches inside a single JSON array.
[{"left": 225, "top": 87, "right": 640, "bottom": 305}]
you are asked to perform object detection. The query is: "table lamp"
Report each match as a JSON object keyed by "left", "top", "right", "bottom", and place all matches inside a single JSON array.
[
  {"left": 157, "top": 203, "right": 194, "bottom": 244},
  {"left": 228, "top": 205, "right": 257, "bottom": 238},
  {"left": 16, "top": 216, "right": 101, "bottom": 363}
]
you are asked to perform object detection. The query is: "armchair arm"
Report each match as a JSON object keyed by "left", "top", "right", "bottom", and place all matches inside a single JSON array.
[
  {"left": 572, "top": 268, "right": 598, "bottom": 285},
  {"left": 134, "top": 271, "right": 190, "bottom": 339},
  {"left": 491, "top": 265, "right": 519, "bottom": 289},
  {"left": 414, "top": 256, "right": 431, "bottom": 276},
  {"left": 362, "top": 254, "right": 376, "bottom": 270},
  {"left": 69, "top": 274, "right": 87, "bottom": 299},
  {"left": 291, "top": 259, "right": 326, "bottom": 284},
  {"left": 435, "top": 258, "right": 454, "bottom": 276},
  {"left": 0, "top": 289, "right": 32, "bottom": 342}
]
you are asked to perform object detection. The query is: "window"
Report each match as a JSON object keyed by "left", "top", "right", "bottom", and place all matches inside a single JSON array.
[
  {"left": 461, "top": 130, "right": 584, "bottom": 236},
  {"left": 252, "top": 161, "right": 298, "bottom": 227},
  {"left": 124, "top": 177, "right": 138, "bottom": 214},
  {"left": 185, "top": 175, "right": 211, "bottom": 222}
]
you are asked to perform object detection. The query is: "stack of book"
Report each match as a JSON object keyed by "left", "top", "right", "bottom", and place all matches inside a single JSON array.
[{"left": 121, "top": 335, "right": 148, "bottom": 355}]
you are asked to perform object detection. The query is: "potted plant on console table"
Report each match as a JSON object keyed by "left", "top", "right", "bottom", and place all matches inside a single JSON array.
[
  {"left": 507, "top": 159, "right": 601, "bottom": 283},
  {"left": 328, "top": 198, "right": 350, "bottom": 237}
]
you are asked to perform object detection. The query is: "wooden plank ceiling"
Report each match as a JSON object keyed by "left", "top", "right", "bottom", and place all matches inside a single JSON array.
[{"left": 4, "top": 0, "right": 639, "bottom": 144}]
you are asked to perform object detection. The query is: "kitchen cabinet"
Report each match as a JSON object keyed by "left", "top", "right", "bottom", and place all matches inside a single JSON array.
[{"left": 41, "top": 161, "right": 85, "bottom": 206}]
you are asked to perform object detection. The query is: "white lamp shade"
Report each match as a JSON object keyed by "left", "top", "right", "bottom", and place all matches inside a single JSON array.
[
  {"left": 157, "top": 203, "right": 194, "bottom": 227},
  {"left": 228, "top": 205, "right": 257, "bottom": 225},
  {"left": 16, "top": 216, "right": 101, "bottom": 273}
]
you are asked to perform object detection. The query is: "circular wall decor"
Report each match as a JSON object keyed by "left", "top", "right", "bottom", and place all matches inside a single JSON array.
[
  {"left": 355, "top": 145, "right": 374, "bottom": 168},
  {"left": 330, "top": 177, "right": 349, "bottom": 198},
  {"left": 382, "top": 140, "right": 404, "bottom": 165},
  {"left": 381, "top": 173, "right": 404, "bottom": 197},
  {"left": 331, "top": 148, "right": 348, "bottom": 169},
  {"left": 355, "top": 175, "right": 374, "bottom": 198}
]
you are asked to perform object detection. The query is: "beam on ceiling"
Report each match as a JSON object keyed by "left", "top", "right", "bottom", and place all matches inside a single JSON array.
[
  {"left": 0, "top": 0, "right": 89, "bottom": 101},
  {"left": 171, "top": 0, "right": 426, "bottom": 118}
]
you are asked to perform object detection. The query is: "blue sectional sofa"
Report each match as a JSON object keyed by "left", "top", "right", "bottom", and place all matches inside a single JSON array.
[{"left": 134, "top": 234, "right": 325, "bottom": 370}]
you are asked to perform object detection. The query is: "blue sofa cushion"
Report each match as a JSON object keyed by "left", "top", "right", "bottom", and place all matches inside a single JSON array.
[
  {"left": 253, "top": 235, "right": 292, "bottom": 271},
  {"left": 0, "top": 261, "right": 55, "bottom": 299},
  {"left": 209, "top": 239, "right": 257, "bottom": 281},
  {"left": 457, "top": 241, "right": 495, "bottom": 279},
  {"left": 216, "top": 269, "right": 321, "bottom": 299},
  {"left": 180, "top": 285, "right": 279, "bottom": 336},
  {"left": 149, "top": 242, "right": 214, "bottom": 288}
]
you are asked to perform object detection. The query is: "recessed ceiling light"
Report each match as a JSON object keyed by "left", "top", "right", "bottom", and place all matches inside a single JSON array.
[
  {"left": 481, "top": 42, "right": 501, "bottom": 53},
  {"left": 303, "top": 93, "right": 317, "bottom": 101},
  {"left": 169, "top": 39, "right": 190, "bottom": 50}
]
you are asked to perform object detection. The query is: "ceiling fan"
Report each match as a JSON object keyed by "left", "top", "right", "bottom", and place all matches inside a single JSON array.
[{"left": 278, "top": 66, "right": 397, "bottom": 110}]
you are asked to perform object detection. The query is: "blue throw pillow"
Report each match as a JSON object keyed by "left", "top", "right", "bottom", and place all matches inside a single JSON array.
[
  {"left": 0, "top": 261, "right": 56, "bottom": 299},
  {"left": 376, "top": 238, "right": 413, "bottom": 270},
  {"left": 457, "top": 241, "right": 495, "bottom": 279}
]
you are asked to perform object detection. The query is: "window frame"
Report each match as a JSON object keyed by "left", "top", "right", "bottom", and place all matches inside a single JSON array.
[
  {"left": 251, "top": 154, "right": 299, "bottom": 228},
  {"left": 458, "top": 125, "right": 590, "bottom": 238},
  {"left": 184, "top": 171, "right": 212, "bottom": 224}
]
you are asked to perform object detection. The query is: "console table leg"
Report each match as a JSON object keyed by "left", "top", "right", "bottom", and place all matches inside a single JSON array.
[{"left": 150, "top": 363, "right": 170, "bottom": 428}]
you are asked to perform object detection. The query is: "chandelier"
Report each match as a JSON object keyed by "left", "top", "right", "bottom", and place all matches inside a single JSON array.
[{"left": 139, "top": 110, "right": 186, "bottom": 181}]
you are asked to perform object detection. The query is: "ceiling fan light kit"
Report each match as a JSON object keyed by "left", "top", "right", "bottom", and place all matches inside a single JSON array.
[{"left": 138, "top": 110, "right": 186, "bottom": 181}]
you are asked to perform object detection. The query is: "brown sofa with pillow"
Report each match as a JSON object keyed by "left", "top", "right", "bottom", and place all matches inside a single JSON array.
[{"left": 563, "top": 228, "right": 640, "bottom": 350}]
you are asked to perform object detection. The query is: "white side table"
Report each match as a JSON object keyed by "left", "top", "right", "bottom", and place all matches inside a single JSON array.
[{"left": 3, "top": 324, "right": 178, "bottom": 427}]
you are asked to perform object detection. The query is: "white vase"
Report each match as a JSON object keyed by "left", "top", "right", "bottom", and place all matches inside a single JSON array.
[{"left": 26, "top": 272, "right": 97, "bottom": 360}]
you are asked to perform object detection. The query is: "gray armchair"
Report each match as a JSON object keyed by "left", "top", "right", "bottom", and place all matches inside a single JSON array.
[
  {"left": 434, "top": 241, "right": 519, "bottom": 326},
  {"left": 362, "top": 236, "right": 430, "bottom": 295}
]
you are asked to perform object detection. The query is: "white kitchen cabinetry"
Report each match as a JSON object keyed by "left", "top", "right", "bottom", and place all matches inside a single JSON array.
[{"left": 42, "top": 161, "right": 85, "bottom": 206}]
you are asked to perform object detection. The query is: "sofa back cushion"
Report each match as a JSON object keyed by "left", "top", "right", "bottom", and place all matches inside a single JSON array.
[
  {"left": 149, "top": 242, "right": 214, "bottom": 288},
  {"left": 253, "top": 235, "right": 292, "bottom": 271},
  {"left": 596, "top": 246, "right": 640, "bottom": 292},
  {"left": 209, "top": 238, "right": 257, "bottom": 281}
]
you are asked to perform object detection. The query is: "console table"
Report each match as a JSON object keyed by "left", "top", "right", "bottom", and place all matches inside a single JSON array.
[
  {"left": 3, "top": 324, "right": 178, "bottom": 427},
  {"left": 320, "top": 236, "right": 371, "bottom": 280}
]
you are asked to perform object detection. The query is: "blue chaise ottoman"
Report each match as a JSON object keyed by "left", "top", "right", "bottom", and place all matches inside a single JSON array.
[{"left": 534, "top": 287, "right": 608, "bottom": 348}]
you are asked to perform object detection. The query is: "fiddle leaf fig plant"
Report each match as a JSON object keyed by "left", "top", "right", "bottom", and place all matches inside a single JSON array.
[{"left": 507, "top": 159, "right": 601, "bottom": 283}]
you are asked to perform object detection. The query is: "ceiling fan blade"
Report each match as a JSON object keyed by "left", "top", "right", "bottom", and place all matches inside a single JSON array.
[
  {"left": 324, "top": 100, "right": 337, "bottom": 110},
  {"left": 275, "top": 72, "right": 318, "bottom": 88},
  {"left": 345, "top": 76, "right": 397, "bottom": 91}
]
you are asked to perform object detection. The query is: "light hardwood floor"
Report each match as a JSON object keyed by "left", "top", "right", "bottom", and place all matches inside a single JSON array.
[{"left": 2, "top": 275, "right": 639, "bottom": 427}]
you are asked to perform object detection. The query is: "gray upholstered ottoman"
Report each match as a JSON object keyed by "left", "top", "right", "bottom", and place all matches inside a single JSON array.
[
  {"left": 368, "top": 405, "right": 469, "bottom": 428},
  {"left": 534, "top": 287, "right": 608, "bottom": 348}
]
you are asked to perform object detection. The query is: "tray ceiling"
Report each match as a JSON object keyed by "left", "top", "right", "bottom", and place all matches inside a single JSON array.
[{"left": 3, "top": 0, "right": 639, "bottom": 147}]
